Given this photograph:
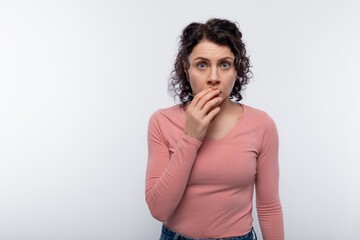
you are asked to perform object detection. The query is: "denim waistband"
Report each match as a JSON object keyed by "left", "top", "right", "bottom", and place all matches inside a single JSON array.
[{"left": 161, "top": 224, "right": 256, "bottom": 240}]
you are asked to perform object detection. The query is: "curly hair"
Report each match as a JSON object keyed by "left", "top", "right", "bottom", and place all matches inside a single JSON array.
[{"left": 168, "top": 18, "right": 252, "bottom": 106}]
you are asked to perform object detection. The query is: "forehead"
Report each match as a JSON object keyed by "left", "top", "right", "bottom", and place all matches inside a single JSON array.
[{"left": 189, "top": 39, "right": 234, "bottom": 60}]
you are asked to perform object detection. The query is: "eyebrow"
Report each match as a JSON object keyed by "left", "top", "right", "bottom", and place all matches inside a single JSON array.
[{"left": 192, "top": 56, "right": 234, "bottom": 62}]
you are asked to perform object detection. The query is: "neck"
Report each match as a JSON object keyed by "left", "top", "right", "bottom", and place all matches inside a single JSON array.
[
  {"left": 210, "top": 99, "right": 235, "bottom": 122},
  {"left": 218, "top": 98, "right": 235, "bottom": 114}
]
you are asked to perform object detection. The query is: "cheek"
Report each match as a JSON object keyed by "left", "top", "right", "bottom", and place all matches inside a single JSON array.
[
  {"left": 230, "top": 78, "right": 237, "bottom": 90},
  {"left": 223, "top": 74, "right": 237, "bottom": 94},
  {"left": 188, "top": 71, "right": 204, "bottom": 94},
  {"left": 188, "top": 80, "right": 201, "bottom": 95}
]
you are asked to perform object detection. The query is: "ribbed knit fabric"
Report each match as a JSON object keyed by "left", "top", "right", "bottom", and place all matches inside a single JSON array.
[{"left": 146, "top": 104, "right": 284, "bottom": 239}]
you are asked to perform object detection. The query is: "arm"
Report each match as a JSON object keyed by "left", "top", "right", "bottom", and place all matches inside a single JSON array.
[
  {"left": 255, "top": 115, "right": 284, "bottom": 240},
  {"left": 145, "top": 113, "right": 201, "bottom": 222},
  {"left": 145, "top": 88, "right": 222, "bottom": 222}
]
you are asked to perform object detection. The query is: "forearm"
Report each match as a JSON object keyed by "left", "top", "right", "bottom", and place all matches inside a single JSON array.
[
  {"left": 257, "top": 199, "right": 284, "bottom": 240},
  {"left": 145, "top": 134, "right": 201, "bottom": 222}
]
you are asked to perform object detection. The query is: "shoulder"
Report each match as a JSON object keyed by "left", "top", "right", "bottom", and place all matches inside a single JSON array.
[
  {"left": 243, "top": 105, "right": 279, "bottom": 152},
  {"left": 148, "top": 104, "right": 185, "bottom": 127},
  {"left": 243, "top": 104, "right": 276, "bottom": 125},
  {"left": 150, "top": 104, "right": 183, "bottom": 120},
  {"left": 242, "top": 104, "right": 278, "bottom": 140},
  {"left": 148, "top": 104, "right": 186, "bottom": 140}
]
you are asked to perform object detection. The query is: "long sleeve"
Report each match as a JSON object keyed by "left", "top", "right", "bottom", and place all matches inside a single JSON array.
[
  {"left": 145, "top": 112, "right": 202, "bottom": 222},
  {"left": 255, "top": 115, "right": 284, "bottom": 240}
]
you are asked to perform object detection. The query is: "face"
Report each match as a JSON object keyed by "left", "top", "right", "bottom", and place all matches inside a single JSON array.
[{"left": 187, "top": 39, "right": 237, "bottom": 100}]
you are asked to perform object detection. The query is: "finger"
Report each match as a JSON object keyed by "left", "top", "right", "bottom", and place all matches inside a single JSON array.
[
  {"left": 187, "top": 89, "right": 212, "bottom": 112},
  {"left": 199, "top": 95, "right": 222, "bottom": 115},
  {"left": 195, "top": 89, "right": 220, "bottom": 111},
  {"left": 201, "top": 96, "right": 223, "bottom": 110},
  {"left": 203, "top": 106, "right": 221, "bottom": 123},
  {"left": 191, "top": 88, "right": 213, "bottom": 107}
]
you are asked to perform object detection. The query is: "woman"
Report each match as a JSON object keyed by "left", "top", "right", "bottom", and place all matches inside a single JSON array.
[{"left": 145, "top": 18, "right": 284, "bottom": 240}]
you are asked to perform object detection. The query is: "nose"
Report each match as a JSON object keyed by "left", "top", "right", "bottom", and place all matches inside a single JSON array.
[{"left": 207, "top": 68, "right": 220, "bottom": 86}]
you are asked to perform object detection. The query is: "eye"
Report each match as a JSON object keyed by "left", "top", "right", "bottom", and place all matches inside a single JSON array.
[
  {"left": 197, "top": 62, "right": 207, "bottom": 69},
  {"left": 219, "top": 61, "right": 231, "bottom": 69}
]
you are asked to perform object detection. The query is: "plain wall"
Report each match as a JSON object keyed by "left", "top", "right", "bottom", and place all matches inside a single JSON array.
[{"left": 1, "top": 1, "right": 359, "bottom": 239}]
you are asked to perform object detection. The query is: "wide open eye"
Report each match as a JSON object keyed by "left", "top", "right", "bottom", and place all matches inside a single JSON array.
[
  {"left": 219, "top": 61, "right": 231, "bottom": 69},
  {"left": 197, "top": 62, "right": 207, "bottom": 69}
]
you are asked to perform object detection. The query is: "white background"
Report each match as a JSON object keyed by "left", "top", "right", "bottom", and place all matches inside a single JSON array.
[{"left": 1, "top": 1, "right": 359, "bottom": 239}]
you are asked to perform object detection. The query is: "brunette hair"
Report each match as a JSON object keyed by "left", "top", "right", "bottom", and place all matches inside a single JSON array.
[{"left": 168, "top": 18, "right": 252, "bottom": 106}]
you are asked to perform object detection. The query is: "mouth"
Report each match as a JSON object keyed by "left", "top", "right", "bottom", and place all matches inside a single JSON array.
[
  {"left": 215, "top": 91, "right": 222, "bottom": 98},
  {"left": 210, "top": 88, "right": 221, "bottom": 96}
]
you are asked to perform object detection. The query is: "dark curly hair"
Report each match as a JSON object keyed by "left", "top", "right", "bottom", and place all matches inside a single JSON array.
[{"left": 168, "top": 18, "right": 252, "bottom": 106}]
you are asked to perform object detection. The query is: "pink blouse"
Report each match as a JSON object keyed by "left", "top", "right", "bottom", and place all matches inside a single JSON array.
[{"left": 145, "top": 104, "right": 284, "bottom": 239}]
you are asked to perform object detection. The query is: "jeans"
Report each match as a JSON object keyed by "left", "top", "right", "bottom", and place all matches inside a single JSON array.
[{"left": 159, "top": 225, "right": 257, "bottom": 240}]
